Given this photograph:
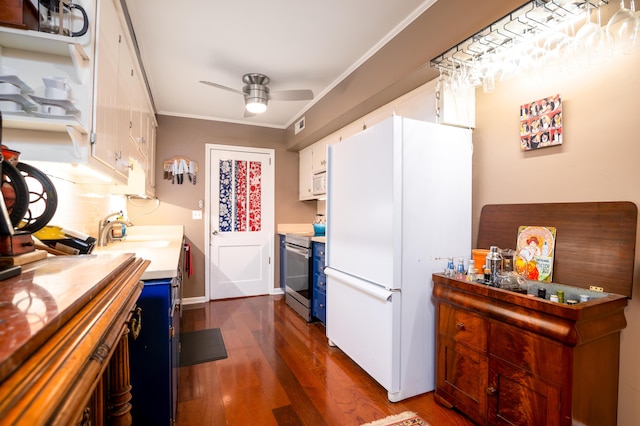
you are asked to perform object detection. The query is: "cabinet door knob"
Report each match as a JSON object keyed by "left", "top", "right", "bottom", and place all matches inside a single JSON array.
[
  {"left": 486, "top": 387, "right": 497, "bottom": 396},
  {"left": 456, "top": 322, "right": 466, "bottom": 330}
]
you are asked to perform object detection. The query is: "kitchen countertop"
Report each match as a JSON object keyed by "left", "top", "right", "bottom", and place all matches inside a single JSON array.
[
  {"left": 277, "top": 223, "right": 314, "bottom": 235},
  {"left": 93, "top": 225, "right": 184, "bottom": 280},
  {"left": 277, "top": 223, "right": 325, "bottom": 243}
]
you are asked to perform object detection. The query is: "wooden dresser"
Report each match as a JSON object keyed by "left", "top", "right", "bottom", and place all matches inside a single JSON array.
[
  {"left": 433, "top": 202, "right": 637, "bottom": 426},
  {"left": 0, "top": 253, "right": 149, "bottom": 425}
]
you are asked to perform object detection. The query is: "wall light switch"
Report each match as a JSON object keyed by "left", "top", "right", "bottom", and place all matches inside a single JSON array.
[{"left": 192, "top": 210, "right": 203, "bottom": 220}]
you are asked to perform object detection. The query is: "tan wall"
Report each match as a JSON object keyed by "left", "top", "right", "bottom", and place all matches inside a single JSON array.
[
  {"left": 474, "top": 49, "right": 640, "bottom": 425},
  {"left": 127, "top": 115, "right": 317, "bottom": 298}
]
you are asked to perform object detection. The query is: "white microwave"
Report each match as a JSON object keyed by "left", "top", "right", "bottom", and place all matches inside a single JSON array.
[{"left": 312, "top": 172, "right": 326, "bottom": 195}]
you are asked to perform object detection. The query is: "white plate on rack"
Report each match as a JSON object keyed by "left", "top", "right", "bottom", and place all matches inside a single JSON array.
[
  {"left": 29, "top": 95, "right": 79, "bottom": 114},
  {"left": 0, "top": 75, "right": 33, "bottom": 93},
  {"left": 0, "top": 94, "right": 37, "bottom": 111},
  {"left": 0, "top": 109, "right": 29, "bottom": 116}
]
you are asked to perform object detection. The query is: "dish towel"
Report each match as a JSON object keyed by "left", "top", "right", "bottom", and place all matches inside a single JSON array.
[{"left": 184, "top": 243, "right": 193, "bottom": 277}]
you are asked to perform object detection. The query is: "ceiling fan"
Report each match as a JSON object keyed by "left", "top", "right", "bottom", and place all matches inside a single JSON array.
[{"left": 199, "top": 73, "right": 314, "bottom": 117}]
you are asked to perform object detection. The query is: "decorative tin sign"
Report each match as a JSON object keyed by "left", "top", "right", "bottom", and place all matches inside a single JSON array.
[{"left": 515, "top": 225, "right": 557, "bottom": 282}]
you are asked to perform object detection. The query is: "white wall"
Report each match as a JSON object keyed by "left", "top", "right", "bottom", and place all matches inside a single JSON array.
[
  {"left": 474, "top": 46, "right": 640, "bottom": 425},
  {"left": 22, "top": 162, "right": 127, "bottom": 238}
]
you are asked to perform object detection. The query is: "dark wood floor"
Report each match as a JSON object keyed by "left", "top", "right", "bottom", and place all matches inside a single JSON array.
[{"left": 176, "top": 294, "right": 475, "bottom": 426}]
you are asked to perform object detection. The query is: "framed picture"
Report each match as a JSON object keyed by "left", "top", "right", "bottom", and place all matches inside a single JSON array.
[{"left": 519, "top": 94, "right": 562, "bottom": 151}]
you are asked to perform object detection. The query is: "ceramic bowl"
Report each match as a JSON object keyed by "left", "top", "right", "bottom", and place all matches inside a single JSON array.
[{"left": 44, "top": 86, "right": 70, "bottom": 100}]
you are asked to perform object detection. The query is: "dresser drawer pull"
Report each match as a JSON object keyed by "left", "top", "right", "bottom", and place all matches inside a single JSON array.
[
  {"left": 129, "top": 306, "right": 143, "bottom": 340},
  {"left": 456, "top": 322, "right": 466, "bottom": 331},
  {"left": 486, "top": 387, "right": 497, "bottom": 396}
]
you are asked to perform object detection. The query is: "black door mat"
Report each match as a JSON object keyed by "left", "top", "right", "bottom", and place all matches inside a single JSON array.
[{"left": 179, "top": 328, "right": 228, "bottom": 367}]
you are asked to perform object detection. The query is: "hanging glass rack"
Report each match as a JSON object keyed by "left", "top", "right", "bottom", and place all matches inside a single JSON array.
[{"left": 429, "top": 0, "right": 608, "bottom": 75}]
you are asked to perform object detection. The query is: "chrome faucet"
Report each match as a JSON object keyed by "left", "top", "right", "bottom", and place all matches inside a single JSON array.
[{"left": 98, "top": 211, "right": 133, "bottom": 246}]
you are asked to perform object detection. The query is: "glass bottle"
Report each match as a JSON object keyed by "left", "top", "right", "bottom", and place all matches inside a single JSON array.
[
  {"left": 466, "top": 259, "right": 477, "bottom": 282},
  {"left": 486, "top": 246, "right": 503, "bottom": 285},
  {"left": 455, "top": 258, "right": 465, "bottom": 279}
]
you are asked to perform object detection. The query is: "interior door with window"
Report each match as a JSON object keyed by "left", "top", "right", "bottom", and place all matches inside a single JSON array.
[{"left": 206, "top": 144, "right": 274, "bottom": 300}]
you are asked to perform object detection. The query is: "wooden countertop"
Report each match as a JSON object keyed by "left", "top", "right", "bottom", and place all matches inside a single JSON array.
[
  {"left": 432, "top": 273, "right": 628, "bottom": 346},
  {"left": 277, "top": 223, "right": 314, "bottom": 235},
  {"left": 0, "top": 253, "right": 147, "bottom": 383}
]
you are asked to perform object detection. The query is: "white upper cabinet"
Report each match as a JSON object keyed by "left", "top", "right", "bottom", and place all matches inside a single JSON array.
[
  {"left": 93, "top": 0, "right": 125, "bottom": 176},
  {"left": 0, "top": 1, "right": 95, "bottom": 157},
  {"left": 0, "top": 0, "right": 156, "bottom": 193},
  {"left": 93, "top": 0, "right": 145, "bottom": 181},
  {"left": 311, "top": 139, "right": 327, "bottom": 174},
  {"left": 298, "top": 145, "right": 313, "bottom": 200},
  {"left": 299, "top": 133, "right": 339, "bottom": 200}
]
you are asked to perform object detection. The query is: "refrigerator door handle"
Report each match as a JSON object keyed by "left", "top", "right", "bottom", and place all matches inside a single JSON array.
[{"left": 324, "top": 267, "right": 394, "bottom": 302}]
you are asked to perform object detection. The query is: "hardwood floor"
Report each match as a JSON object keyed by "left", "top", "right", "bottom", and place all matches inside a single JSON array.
[{"left": 176, "top": 295, "right": 475, "bottom": 426}]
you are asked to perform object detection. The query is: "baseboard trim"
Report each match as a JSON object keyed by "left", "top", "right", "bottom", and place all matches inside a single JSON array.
[
  {"left": 183, "top": 289, "right": 283, "bottom": 305},
  {"left": 182, "top": 296, "right": 207, "bottom": 305}
]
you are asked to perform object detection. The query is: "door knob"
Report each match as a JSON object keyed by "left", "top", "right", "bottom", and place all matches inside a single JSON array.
[{"left": 212, "top": 230, "right": 219, "bottom": 235}]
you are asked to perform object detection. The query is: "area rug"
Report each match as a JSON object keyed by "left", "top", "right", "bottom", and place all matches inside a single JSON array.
[
  {"left": 179, "top": 328, "right": 228, "bottom": 367},
  {"left": 360, "top": 411, "right": 430, "bottom": 426}
]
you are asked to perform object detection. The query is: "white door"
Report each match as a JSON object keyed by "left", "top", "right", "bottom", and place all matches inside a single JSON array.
[{"left": 206, "top": 144, "right": 275, "bottom": 300}]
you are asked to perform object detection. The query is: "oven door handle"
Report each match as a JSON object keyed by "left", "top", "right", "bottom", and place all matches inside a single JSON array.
[{"left": 286, "top": 245, "right": 310, "bottom": 259}]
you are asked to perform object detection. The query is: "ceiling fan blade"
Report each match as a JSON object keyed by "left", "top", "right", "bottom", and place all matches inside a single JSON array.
[
  {"left": 269, "top": 89, "right": 314, "bottom": 101},
  {"left": 199, "top": 80, "right": 243, "bottom": 96}
]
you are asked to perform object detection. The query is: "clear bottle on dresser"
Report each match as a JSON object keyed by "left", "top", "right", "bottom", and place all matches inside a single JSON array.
[{"left": 455, "top": 258, "right": 465, "bottom": 279}]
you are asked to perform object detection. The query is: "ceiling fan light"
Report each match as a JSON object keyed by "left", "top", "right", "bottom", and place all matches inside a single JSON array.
[
  {"left": 246, "top": 98, "right": 268, "bottom": 114},
  {"left": 244, "top": 84, "right": 269, "bottom": 114}
]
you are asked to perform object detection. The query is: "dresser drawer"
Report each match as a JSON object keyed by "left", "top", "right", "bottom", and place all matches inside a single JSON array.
[
  {"left": 438, "top": 303, "right": 488, "bottom": 352},
  {"left": 490, "top": 321, "right": 563, "bottom": 381}
]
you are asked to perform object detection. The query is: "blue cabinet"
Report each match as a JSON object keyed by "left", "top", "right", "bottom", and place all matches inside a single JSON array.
[
  {"left": 129, "top": 278, "right": 180, "bottom": 425},
  {"left": 312, "top": 242, "right": 327, "bottom": 324}
]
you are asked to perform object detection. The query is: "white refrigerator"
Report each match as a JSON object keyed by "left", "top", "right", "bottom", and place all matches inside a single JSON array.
[{"left": 325, "top": 115, "right": 472, "bottom": 402}]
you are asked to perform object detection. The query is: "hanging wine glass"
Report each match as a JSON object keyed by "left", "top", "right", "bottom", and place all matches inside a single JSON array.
[
  {"left": 478, "top": 51, "right": 496, "bottom": 93},
  {"left": 542, "top": 29, "right": 572, "bottom": 66},
  {"left": 606, "top": 0, "right": 640, "bottom": 53},
  {"left": 574, "top": 3, "right": 614, "bottom": 65}
]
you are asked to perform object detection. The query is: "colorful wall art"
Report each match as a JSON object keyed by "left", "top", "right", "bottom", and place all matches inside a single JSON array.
[{"left": 520, "top": 94, "right": 562, "bottom": 151}]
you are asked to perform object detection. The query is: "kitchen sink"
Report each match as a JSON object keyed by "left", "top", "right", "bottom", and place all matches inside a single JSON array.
[
  {"left": 99, "top": 240, "right": 171, "bottom": 250},
  {"left": 120, "top": 234, "right": 165, "bottom": 242}
]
